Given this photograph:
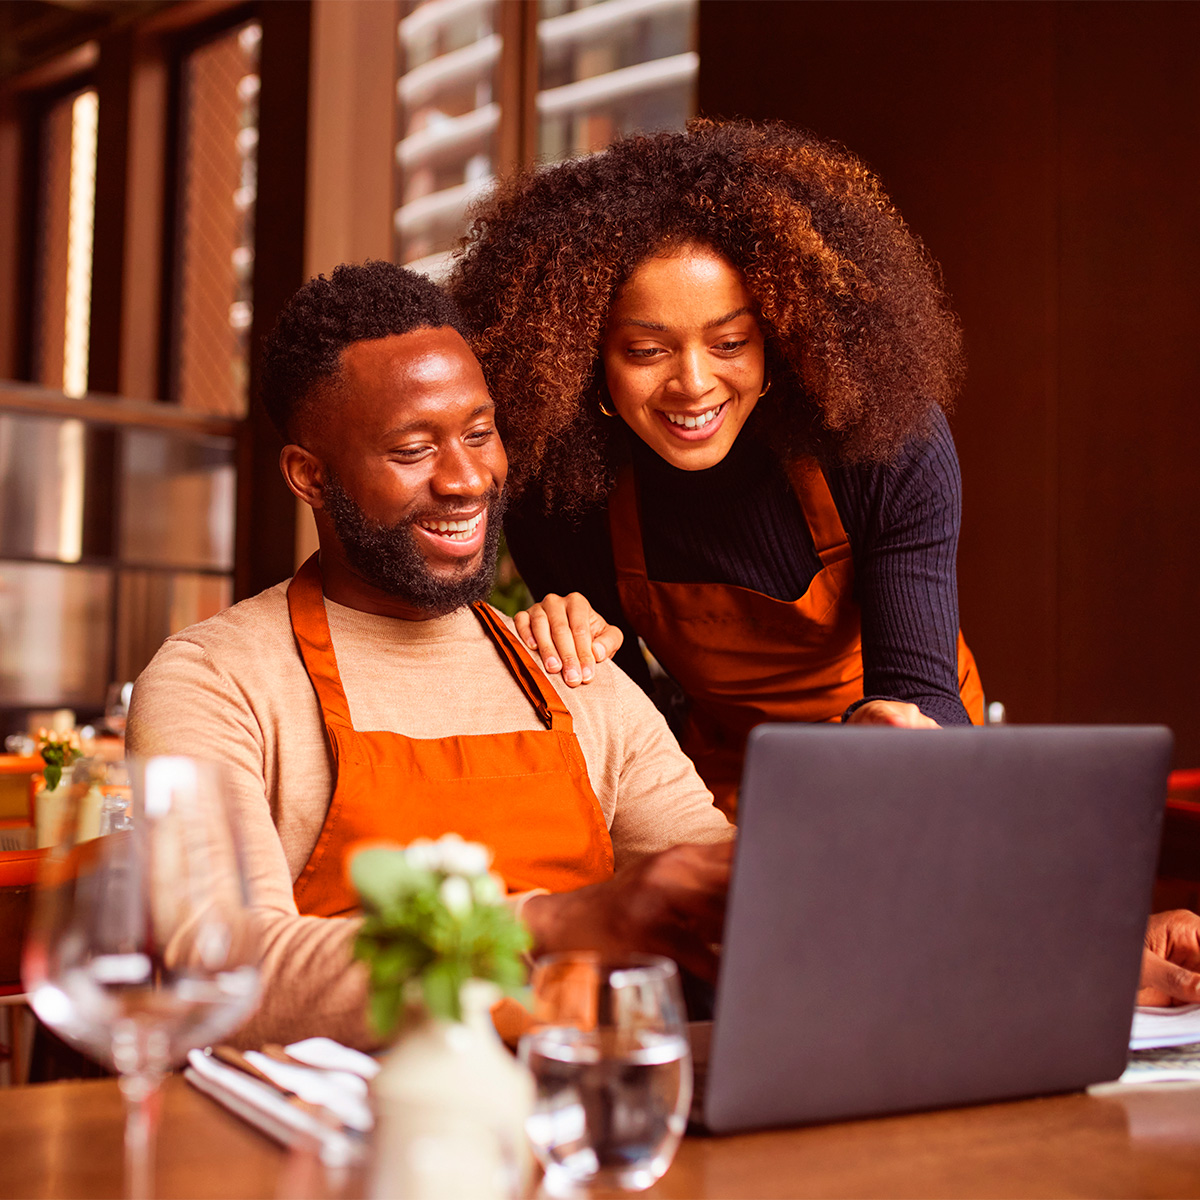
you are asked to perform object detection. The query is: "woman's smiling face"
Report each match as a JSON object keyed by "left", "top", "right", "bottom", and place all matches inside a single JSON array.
[{"left": 601, "top": 242, "right": 766, "bottom": 471}]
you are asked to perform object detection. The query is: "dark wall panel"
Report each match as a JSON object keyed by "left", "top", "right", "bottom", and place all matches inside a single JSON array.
[
  {"left": 699, "top": 1, "right": 1200, "bottom": 760},
  {"left": 236, "top": 1, "right": 309, "bottom": 599},
  {"left": 1055, "top": 4, "right": 1200, "bottom": 753}
]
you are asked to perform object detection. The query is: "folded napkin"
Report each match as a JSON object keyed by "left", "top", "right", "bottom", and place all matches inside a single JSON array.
[
  {"left": 285, "top": 1037, "right": 380, "bottom": 1077},
  {"left": 185, "top": 1037, "right": 377, "bottom": 1166},
  {"left": 241, "top": 1050, "right": 373, "bottom": 1132}
]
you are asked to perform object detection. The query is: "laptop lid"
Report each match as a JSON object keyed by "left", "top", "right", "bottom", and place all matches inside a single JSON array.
[{"left": 704, "top": 724, "right": 1172, "bottom": 1134}]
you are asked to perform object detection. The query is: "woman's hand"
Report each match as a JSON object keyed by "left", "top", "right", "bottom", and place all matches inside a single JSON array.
[
  {"left": 515, "top": 593, "right": 625, "bottom": 686},
  {"left": 847, "top": 700, "right": 940, "bottom": 729},
  {"left": 1139, "top": 910, "right": 1200, "bottom": 1006}
]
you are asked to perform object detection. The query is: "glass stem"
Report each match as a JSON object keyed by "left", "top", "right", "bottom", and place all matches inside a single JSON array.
[{"left": 119, "top": 1071, "right": 162, "bottom": 1200}]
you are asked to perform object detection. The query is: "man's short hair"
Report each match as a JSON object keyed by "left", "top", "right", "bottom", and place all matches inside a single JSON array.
[{"left": 260, "top": 260, "right": 470, "bottom": 442}]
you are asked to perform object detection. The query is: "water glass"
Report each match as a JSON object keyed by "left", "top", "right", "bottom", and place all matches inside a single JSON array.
[{"left": 519, "top": 953, "right": 692, "bottom": 1194}]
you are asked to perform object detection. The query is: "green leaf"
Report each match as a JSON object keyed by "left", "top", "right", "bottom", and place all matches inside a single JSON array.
[
  {"left": 488, "top": 537, "right": 533, "bottom": 617},
  {"left": 351, "top": 836, "right": 533, "bottom": 1035},
  {"left": 44, "top": 763, "right": 61, "bottom": 791},
  {"left": 369, "top": 938, "right": 428, "bottom": 986},
  {"left": 420, "top": 959, "right": 465, "bottom": 1022},
  {"left": 368, "top": 982, "right": 404, "bottom": 1038},
  {"left": 350, "top": 845, "right": 428, "bottom": 911}
]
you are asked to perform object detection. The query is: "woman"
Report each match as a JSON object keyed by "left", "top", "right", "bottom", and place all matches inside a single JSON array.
[{"left": 451, "top": 119, "right": 983, "bottom": 811}]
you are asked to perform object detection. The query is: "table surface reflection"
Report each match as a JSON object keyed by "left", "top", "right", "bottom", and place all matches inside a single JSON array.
[{"left": 3, "top": 1076, "right": 1200, "bottom": 1199}]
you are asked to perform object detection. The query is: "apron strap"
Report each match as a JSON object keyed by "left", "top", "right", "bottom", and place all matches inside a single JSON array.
[
  {"left": 289, "top": 554, "right": 572, "bottom": 735},
  {"left": 786, "top": 459, "right": 853, "bottom": 568},
  {"left": 287, "top": 554, "right": 355, "bottom": 729},
  {"left": 471, "top": 603, "right": 573, "bottom": 733}
]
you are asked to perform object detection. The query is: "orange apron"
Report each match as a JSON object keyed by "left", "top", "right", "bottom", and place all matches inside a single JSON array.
[
  {"left": 609, "top": 461, "right": 984, "bottom": 814},
  {"left": 287, "top": 554, "right": 614, "bottom": 918}
]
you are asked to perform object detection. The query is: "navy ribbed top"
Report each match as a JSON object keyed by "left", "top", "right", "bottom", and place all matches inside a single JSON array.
[{"left": 504, "top": 407, "right": 971, "bottom": 726}]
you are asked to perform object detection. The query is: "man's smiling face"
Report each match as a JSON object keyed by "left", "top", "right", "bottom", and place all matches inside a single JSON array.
[{"left": 311, "top": 326, "right": 508, "bottom": 618}]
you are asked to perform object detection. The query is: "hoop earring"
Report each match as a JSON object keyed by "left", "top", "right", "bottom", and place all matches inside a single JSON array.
[
  {"left": 597, "top": 384, "right": 618, "bottom": 419},
  {"left": 758, "top": 373, "right": 772, "bottom": 399}
]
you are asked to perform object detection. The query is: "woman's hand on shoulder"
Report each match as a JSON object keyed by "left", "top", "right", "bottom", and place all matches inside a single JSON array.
[
  {"left": 515, "top": 593, "right": 625, "bottom": 687},
  {"left": 846, "top": 700, "right": 940, "bottom": 729}
]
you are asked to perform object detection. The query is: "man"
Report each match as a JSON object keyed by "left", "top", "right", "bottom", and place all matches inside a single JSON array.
[{"left": 127, "top": 261, "right": 733, "bottom": 1049}]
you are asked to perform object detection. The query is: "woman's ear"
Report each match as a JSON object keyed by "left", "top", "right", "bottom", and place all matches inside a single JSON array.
[{"left": 280, "top": 444, "right": 327, "bottom": 509}]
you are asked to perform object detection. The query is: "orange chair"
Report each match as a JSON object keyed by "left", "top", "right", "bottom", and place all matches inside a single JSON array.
[
  {"left": 0, "top": 848, "right": 45, "bottom": 1085},
  {"left": 1154, "top": 770, "right": 1200, "bottom": 913},
  {"left": 0, "top": 756, "right": 40, "bottom": 853}
]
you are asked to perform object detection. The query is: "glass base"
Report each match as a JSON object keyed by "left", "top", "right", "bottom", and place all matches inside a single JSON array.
[{"left": 540, "top": 1157, "right": 668, "bottom": 1196}]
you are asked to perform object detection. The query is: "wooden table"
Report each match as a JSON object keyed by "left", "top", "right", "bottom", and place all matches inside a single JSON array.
[{"left": 4, "top": 1076, "right": 1200, "bottom": 1199}]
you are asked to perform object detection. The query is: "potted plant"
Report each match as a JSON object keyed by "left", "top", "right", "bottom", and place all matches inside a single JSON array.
[
  {"left": 351, "top": 834, "right": 534, "bottom": 1200},
  {"left": 34, "top": 728, "right": 93, "bottom": 846},
  {"left": 37, "top": 727, "right": 82, "bottom": 792}
]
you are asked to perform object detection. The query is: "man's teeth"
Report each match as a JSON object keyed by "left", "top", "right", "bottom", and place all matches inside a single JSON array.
[
  {"left": 419, "top": 513, "right": 483, "bottom": 541},
  {"left": 665, "top": 404, "right": 723, "bottom": 430}
]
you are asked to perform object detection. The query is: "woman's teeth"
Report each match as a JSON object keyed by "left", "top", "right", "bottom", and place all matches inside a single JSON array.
[
  {"left": 665, "top": 403, "right": 723, "bottom": 430},
  {"left": 419, "top": 513, "right": 482, "bottom": 541}
]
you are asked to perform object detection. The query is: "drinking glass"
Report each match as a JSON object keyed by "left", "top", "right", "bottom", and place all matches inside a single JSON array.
[
  {"left": 22, "top": 756, "right": 261, "bottom": 1198},
  {"left": 519, "top": 953, "right": 692, "bottom": 1194},
  {"left": 103, "top": 681, "right": 135, "bottom": 737}
]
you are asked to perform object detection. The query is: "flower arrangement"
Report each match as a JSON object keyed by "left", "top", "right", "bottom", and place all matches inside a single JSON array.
[
  {"left": 351, "top": 834, "right": 531, "bottom": 1038},
  {"left": 37, "top": 727, "right": 83, "bottom": 791}
]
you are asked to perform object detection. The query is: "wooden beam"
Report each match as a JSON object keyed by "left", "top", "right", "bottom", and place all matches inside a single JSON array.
[
  {"left": 0, "top": 98, "right": 21, "bottom": 379},
  {"left": 87, "top": 28, "right": 134, "bottom": 396},
  {"left": 237, "top": 0, "right": 310, "bottom": 599},
  {"left": 118, "top": 37, "right": 168, "bottom": 400},
  {"left": 0, "top": 380, "right": 239, "bottom": 438}
]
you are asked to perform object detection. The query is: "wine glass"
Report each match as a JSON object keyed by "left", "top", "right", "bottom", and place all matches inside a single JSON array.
[
  {"left": 103, "top": 681, "right": 135, "bottom": 737},
  {"left": 519, "top": 953, "right": 693, "bottom": 1195},
  {"left": 22, "top": 756, "right": 261, "bottom": 1198}
]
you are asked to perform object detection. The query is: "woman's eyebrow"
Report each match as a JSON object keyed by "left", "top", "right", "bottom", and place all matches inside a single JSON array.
[
  {"left": 617, "top": 317, "right": 669, "bottom": 331},
  {"left": 705, "top": 306, "right": 753, "bottom": 328}
]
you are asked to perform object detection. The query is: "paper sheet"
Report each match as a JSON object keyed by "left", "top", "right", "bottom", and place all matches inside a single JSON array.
[{"left": 1130, "top": 1004, "right": 1200, "bottom": 1050}]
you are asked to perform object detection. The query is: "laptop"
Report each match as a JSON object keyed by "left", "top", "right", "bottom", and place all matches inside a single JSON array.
[{"left": 701, "top": 724, "right": 1172, "bottom": 1134}]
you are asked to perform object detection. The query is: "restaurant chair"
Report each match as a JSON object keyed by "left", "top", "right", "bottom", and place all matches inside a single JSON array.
[
  {"left": 0, "top": 848, "right": 42, "bottom": 1086},
  {"left": 1154, "top": 769, "right": 1200, "bottom": 913}
]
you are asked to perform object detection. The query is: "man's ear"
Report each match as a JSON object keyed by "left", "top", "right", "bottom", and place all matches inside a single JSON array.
[{"left": 280, "top": 444, "right": 328, "bottom": 509}]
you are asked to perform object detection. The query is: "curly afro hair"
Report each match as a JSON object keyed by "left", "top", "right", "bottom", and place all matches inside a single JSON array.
[
  {"left": 261, "top": 259, "right": 469, "bottom": 442},
  {"left": 449, "top": 118, "right": 965, "bottom": 513}
]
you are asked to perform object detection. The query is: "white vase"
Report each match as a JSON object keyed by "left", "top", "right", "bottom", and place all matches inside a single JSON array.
[
  {"left": 369, "top": 980, "right": 534, "bottom": 1200},
  {"left": 35, "top": 781, "right": 101, "bottom": 847}
]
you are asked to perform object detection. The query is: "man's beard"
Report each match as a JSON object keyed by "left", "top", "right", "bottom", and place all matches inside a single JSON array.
[{"left": 322, "top": 471, "right": 506, "bottom": 617}]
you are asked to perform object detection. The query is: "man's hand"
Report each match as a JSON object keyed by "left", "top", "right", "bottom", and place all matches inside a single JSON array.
[
  {"left": 1139, "top": 909, "right": 1200, "bottom": 1006},
  {"left": 847, "top": 700, "right": 940, "bottom": 729},
  {"left": 521, "top": 841, "right": 735, "bottom": 982},
  {"left": 515, "top": 593, "right": 625, "bottom": 687}
]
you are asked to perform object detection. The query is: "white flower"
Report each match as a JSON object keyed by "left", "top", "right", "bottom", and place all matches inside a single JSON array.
[
  {"left": 471, "top": 872, "right": 504, "bottom": 905},
  {"left": 439, "top": 874, "right": 473, "bottom": 916},
  {"left": 435, "top": 833, "right": 491, "bottom": 877},
  {"left": 404, "top": 838, "right": 441, "bottom": 871}
]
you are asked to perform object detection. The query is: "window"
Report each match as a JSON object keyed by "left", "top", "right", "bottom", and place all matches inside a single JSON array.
[
  {"left": 34, "top": 87, "right": 98, "bottom": 398},
  {"left": 0, "top": 408, "right": 235, "bottom": 715},
  {"left": 392, "top": 0, "right": 697, "bottom": 278},
  {"left": 394, "top": 0, "right": 503, "bottom": 277},
  {"left": 173, "top": 20, "right": 261, "bottom": 417},
  {"left": 537, "top": 0, "right": 697, "bottom": 162}
]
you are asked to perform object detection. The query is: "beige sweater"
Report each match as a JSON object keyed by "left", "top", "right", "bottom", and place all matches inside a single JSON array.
[{"left": 127, "top": 582, "right": 731, "bottom": 1048}]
